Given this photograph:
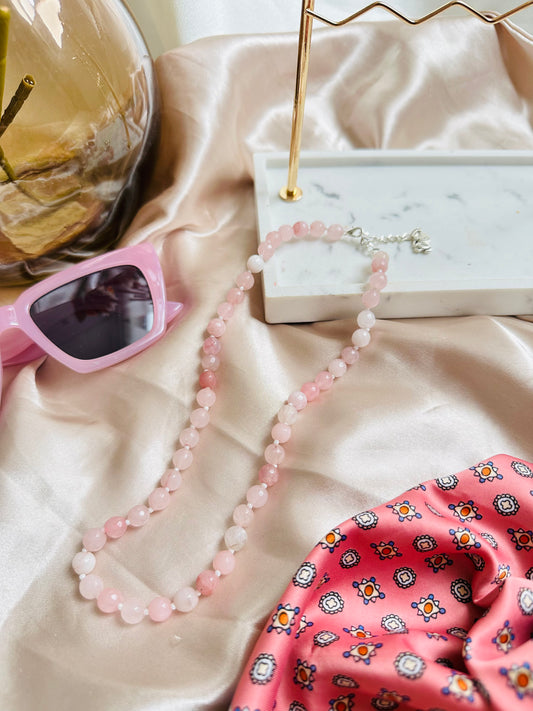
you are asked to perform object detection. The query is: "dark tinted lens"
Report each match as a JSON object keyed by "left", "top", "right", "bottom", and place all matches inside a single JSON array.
[{"left": 29, "top": 265, "right": 154, "bottom": 360}]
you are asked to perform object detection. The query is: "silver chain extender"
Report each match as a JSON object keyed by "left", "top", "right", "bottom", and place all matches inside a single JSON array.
[{"left": 343, "top": 226, "right": 432, "bottom": 257}]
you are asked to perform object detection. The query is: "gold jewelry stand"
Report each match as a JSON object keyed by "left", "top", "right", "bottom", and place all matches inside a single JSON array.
[{"left": 280, "top": 0, "right": 533, "bottom": 201}]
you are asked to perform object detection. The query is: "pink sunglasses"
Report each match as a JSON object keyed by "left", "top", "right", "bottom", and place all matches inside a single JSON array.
[{"left": 0, "top": 244, "right": 185, "bottom": 398}]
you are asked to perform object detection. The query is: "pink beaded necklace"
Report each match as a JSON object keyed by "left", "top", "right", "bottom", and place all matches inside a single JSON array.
[{"left": 71, "top": 219, "right": 430, "bottom": 624}]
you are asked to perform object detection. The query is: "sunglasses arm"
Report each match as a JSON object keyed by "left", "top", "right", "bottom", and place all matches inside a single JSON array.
[{"left": 166, "top": 301, "right": 185, "bottom": 323}]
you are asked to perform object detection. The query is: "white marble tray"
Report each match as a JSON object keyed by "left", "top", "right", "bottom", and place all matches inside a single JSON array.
[{"left": 253, "top": 150, "right": 533, "bottom": 322}]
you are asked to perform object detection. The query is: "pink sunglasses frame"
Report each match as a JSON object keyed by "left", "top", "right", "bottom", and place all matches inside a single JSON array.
[{"left": 0, "top": 244, "right": 185, "bottom": 386}]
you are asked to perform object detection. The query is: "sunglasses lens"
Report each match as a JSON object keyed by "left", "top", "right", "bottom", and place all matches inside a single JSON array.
[{"left": 29, "top": 265, "right": 154, "bottom": 360}]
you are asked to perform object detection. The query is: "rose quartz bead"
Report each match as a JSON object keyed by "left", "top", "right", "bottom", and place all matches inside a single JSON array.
[
  {"left": 357, "top": 309, "right": 376, "bottom": 330},
  {"left": 278, "top": 403, "right": 298, "bottom": 425},
  {"left": 199, "top": 368, "right": 217, "bottom": 389},
  {"left": 161, "top": 469, "right": 183, "bottom": 491},
  {"left": 257, "top": 241, "right": 275, "bottom": 261},
  {"left": 259, "top": 463, "right": 279, "bottom": 487},
  {"left": 265, "top": 443, "right": 285, "bottom": 465},
  {"left": 201, "top": 353, "right": 220, "bottom": 371},
  {"left": 127, "top": 505, "right": 150, "bottom": 527},
  {"left": 172, "top": 448, "right": 193, "bottom": 469},
  {"left": 309, "top": 220, "right": 326, "bottom": 238},
  {"left": 179, "top": 426, "right": 200, "bottom": 448},
  {"left": 202, "top": 335, "right": 221, "bottom": 356},
  {"left": 362, "top": 289, "right": 380, "bottom": 309},
  {"left": 104, "top": 516, "right": 127, "bottom": 539},
  {"left": 148, "top": 487, "right": 171, "bottom": 511},
  {"left": 328, "top": 358, "right": 347, "bottom": 378},
  {"left": 278, "top": 224, "right": 294, "bottom": 242},
  {"left": 173, "top": 586, "right": 199, "bottom": 613},
  {"left": 213, "top": 550, "right": 236, "bottom": 575},
  {"left": 82, "top": 527, "right": 107, "bottom": 552},
  {"left": 207, "top": 317, "right": 226, "bottom": 338},
  {"left": 97, "top": 588, "right": 124, "bottom": 614},
  {"left": 148, "top": 596, "right": 173, "bottom": 622},
  {"left": 341, "top": 346, "right": 360, "bottom": 365},
  {"left": 372, "top": 251, "right": 389, "bottom": 272},
  {"left": 227, "top": 287, "right": 245, "bottom": 304},
  {"left": 196, "top": 387, "right": 216, "bottom": 408},
  {"left": 120, "top": 598, "right": 145, "bottom": 624},
  {"left": 315, "top": 370, "right": 334, "bottom": 391},
  {"left": 247, "top": 255, "right": 265, "bottom": 273},
  {"left": 72, "top": 551, "right": 96, "bottom": 575},
  {"left": 190, "top": 407, "right": 210, "bottom": 429},
  {"left": 267, "top": 230, "right": 283, "bottom": 249},
  {"left": 326, "top": 223, "right": 344, "bottom": 241},
  {"left": 369, "top": 271, "right": 387, "bottom": 290},
  {"left": 301, "top": 381, "right": 320, "bottom": 402},
  {"left": 233, "top": 503, "right": 254, "bottom": 527},
  {"left": 224, "top": 525, "right": 247, "bottom": 552},
  {"left": 79, "top": 574, "right": 104, "bottom": 600},
  {"left": 352, "top": 328, "right": 371, "bottom": 348},
  {"left": 236, "top": 271, "right": 254, "bottom": 290},
  {"left": 271, "top": 422, "right": 291, "bottom": 443},
  {"left": 288, "top": 390, "right": 307, "bottom": 411},
  {"left": 217, "top": 301, "right": 234, "bottom": 320},
  {"left": 247, "top": 484, "right": 268, "bottom": 508},
  {"left": 196, "top": 570, "right": 218, "bottom": 596},
  {"left": 293, "top": 221, "right": 309, "bottom": 238}
]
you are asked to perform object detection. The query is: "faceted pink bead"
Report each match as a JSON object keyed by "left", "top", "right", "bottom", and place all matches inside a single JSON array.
[
  {"left": 217, "top": 301, "right": 234, "bottom": 320},
  {"left": 278, "top": 224, "right": 294, "bottom": 242},
  {"left": 352, "top": 328, "right": 371, "bottom": 348},
  {"left": 293, "top": 221, "right": 309, "bottom": 238},
  {"left": 161, "top": 469, "right": 183, "bottom": 491},
  {"left": 97, "top": 587, "right": 124, "bottom": 614},
  {"left": 265, "top": 443, "right": 285, "bottom": 465},
  {"left": 278, "top": 403, "right": 298, "bottom": 425},
  {"left": 309, "top": 220, "right": 326, "bottom": 238},
  {"left": 190, "top": 407, "right": 210, "bottom": 429},
  {"left": 199, "top": 369, "right": 217, "bottom": 389},
  {"left": 271, "top": 422, "right": 291, "bottom": 443},
  {"left": 79, "top": 573, "right": 104, "bottom": 600},
  {"left": 227, "top": 287, "right": 245, "bottom": 304},
  {"left": 201, "top": 353, "right": 220, "bottom": 371},
  {"left": 288, "top": 390, "right": 307, "bottom": 411},
  {"left": 257, "top": 241, "right": 275, "bottom": 261},
  {"left": 179, "top": 426, "right": 200, "bottom": 448},
  {"left": 207, "top": 317, "right": 226, "bottom": 338},
  {"left": 213, "top": 550, "right": 235, "bottom": 575},
  {"left": 128, "top": 505, "right": 150, "bottom": 527},
  {"left": 148, "top": 596, "right": 173, "bottom": 622},
  {"left": 328, "top": 358, "right": 347, "bottom": 378},
  {"left": 259, "top": 464, "right": 279, "bottom": 487},
  {"left": 371, "top": 251, "right": 389, "bottom": 272},
  {"left": 72, "top": 551, "right": 96, "bottom": 575},
  {"left": 326, "top": 223, "right": 344, "bottom": 241},
  {"left": 197, "top": 387, "right": 216, "bottom": 408},
  {"left": 267, "top": 230, "right": 283, "bottom": 249},
  {"left": 233, "top": 503, "right": 254, "bottom": 527},
  {"left": 357, "top": 309, "right": 376, "bottom": 330},
  {"left": 341, "top": 346, "right": 360, "bottom": 365},
  {"left": 315, "top": 370, "right": 334, "bottom": 391},
  {"left": 203, "top": 335, "right": 221, "bottom": 355},
  {"left": 120, "top": 598, "right": 146, "bottom": 624},
  {"left": 82, "top": 527, "right": 107, "bottom": 552},
  {"left": 301, "top": 381, "right": 320, "bottom": 402},
  {"left": 172, "top": 447, "right": 193, "bottom": 469},
  {"left": 196, "top": 569, "right": 218, "bottom": 596},
  {"left": 362, "top": 288, "right": 380, "bottom": 309},
  {"left": 236, "top": 271, "right": 254, "bottom": 290},
  {"left": 247, "top": 484, "right": 268, "bottom": 508},
  {"left": 148, "top": 487, "right": 171, "bottom": 511},
  {"left": 104, "top": 516, "right": 127, "bottom": 539},
  {"left": 369, "top": 271, "right": 387, "bottom": 290},
  {"left": 173, "top": 586, "right": 199, "bottom": 613}
]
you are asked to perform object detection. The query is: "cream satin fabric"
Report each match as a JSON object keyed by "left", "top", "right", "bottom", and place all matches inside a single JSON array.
[{"left": 1, "top": 19, "right": 533, "bottom": 711}]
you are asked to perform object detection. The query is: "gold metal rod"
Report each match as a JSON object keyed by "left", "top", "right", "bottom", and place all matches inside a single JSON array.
[
  {"left": 280, "top": 0, "right": 315, "bottom": 202},
  {"left": 0, "top": 74, "right": 35, "bottom": 138},
  {"left": 307, "top": 0, "right": 533, "bottom": 28},
  {"left": 0, "top": 7, "right": 10, "bottom": 113}
]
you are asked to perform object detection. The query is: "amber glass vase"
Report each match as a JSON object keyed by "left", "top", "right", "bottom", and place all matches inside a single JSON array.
[{"left": 0, "top": 0, "right": 158, "bottom": 284}]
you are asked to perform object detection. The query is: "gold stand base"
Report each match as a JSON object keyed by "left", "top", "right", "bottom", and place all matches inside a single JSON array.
[{"left": 279, "top": 185, "right": 303, "bottom": 202}]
